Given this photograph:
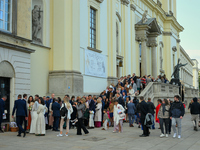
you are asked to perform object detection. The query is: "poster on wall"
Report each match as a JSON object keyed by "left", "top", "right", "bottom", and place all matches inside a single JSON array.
[{"left": 85, "top": 49, "right": 107, "bottom": 78}]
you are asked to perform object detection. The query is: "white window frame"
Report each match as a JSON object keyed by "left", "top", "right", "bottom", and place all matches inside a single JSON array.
[{"left": 0, "top": 0, "right": 12, "bottom": 32}]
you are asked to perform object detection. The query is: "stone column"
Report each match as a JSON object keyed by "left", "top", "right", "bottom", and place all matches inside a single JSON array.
[
  {"left": 151, "top": 44, "right": 158, "bottom": 78},
  {"left": 147, "top": 33, "right": 158, "bottom": 78},
  {"left": 141, "top": 38, "right": 148, "bottom": 76}
]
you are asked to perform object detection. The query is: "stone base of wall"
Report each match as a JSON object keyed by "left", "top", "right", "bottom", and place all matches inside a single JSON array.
[
  {"left": 48, "top": 70, "right": 83, "bottom": 97},
  {"left": 107, "top": 76, "right": 118, "bottom": 86}
]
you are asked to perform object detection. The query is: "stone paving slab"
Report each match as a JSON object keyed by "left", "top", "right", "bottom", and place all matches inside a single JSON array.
[{"left": 0, "top": 113, "right": 200, "bottom": 150}]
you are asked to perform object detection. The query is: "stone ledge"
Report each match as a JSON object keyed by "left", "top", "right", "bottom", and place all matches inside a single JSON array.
[
  {"left": 49, "top": 70, "right": 82, "bottom": 75},
  {"left": 0, "top": 30, "right": 32, "bottom": 42},
  {"left": 31, "top": 42, "right": 51, "bottom": 50},
  {"left": 0, "top": 41, "right": 35, "bottom": 53},
  {"left": 87, "top": 46, "right": 102, "bottom": 53}
]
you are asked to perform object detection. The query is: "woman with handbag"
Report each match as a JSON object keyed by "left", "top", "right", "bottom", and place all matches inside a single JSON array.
[
  {"left": 57, "top": 97, "right": 73, "bottom": 137},
  {"left": 75, "top": 98, "right": 89, "bottom": 135},
  {"left": 158, "top": 99, "right": 170, "bottom": 138},
  {"left": 113, "top": 99, "right": 125, "bottom": 133}
]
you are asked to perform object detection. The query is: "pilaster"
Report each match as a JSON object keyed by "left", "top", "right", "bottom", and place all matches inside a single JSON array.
[
  {"left": 121, "top": 1, "right": 129, "bottom": 76},
  {"left": 107, "top": 0, "right": 116, "bottom": 77}
]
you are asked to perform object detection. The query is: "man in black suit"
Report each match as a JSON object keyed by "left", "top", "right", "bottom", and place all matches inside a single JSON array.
[
  {"left": 22, "top": 94, "right": 28, "bottom": 133},
  {"left": 0, "top": 96, "right": 7, "bottom": 133},
  {"left": 116, "top": 93, "right": 125, "bottom": 108},
  {"left": 52, "top": 98, "right": 61, "bottom": 131},
  {"left": 132, "top": 73, "right": 137, "bottom": 84},
  {"left": 139, "top": 96, "right": 149, "bottom": 137},
  {"left": 12, "top": 94, "right": 28, "bottom": 137}
]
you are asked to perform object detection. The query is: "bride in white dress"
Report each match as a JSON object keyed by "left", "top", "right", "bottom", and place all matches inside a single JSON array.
[
  {"left": 36, "top": 97, "right": 47, "bottom": 136},
  {"left": 29, "top": 99, "right": 39, "bottom": 133}
]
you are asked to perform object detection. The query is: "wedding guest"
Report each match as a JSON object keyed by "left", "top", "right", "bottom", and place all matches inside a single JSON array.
[
  {"left": 75, "top": 98, "right": 89, "bottom": 135},
  {"left": 94, "top": 99, "right": 102, "bottom": 128},
  {"left": 0, "top": 96, "right": 7, "bottom": 133},
  {"left": 102, "top": 109, "right": 109, "bottom": 130},
  {"left": 57, "top": 97, "right": 73, "bottom": 137},
  {"left": 27, "top": 96, "right": 34, "bottom": 131},
  {"left": 88, "top": 95, "right": 95, "bottom": 129},
  {"left": 48, "top": 98, "right": 55, "bottom": 130},
  {"left": 109, "top": 98, "right": 114, "bottom": 127},
  {"left": 113, "top": 99, "right": 125, "bottom": 133},
  {"left": 52, "top": 98, "right": 61, "bottom": 131},
  {"left": 30, "top": 95, "right": 39, "bottom": 134},
  {"left": 158, "top": 99, "right": 170, "bottom": 138},
  {"left": 12, "top": 94, "right": 28, "bottom": 137},
  {"left": 127, "top": 100, "right": 136, "bottom": 127},
  {"left": 156, "top": 99, "right": 162, "bottom": 129},
  {"left": 35, "top": 97, "right": 47, "bottom": 136}
]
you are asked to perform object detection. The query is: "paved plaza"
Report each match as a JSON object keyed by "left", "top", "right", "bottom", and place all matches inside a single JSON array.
[{"left": 0, "top": 113, "right": 200, "bottom": 150}]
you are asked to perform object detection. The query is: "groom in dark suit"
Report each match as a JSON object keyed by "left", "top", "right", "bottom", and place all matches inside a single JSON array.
[
  {"left": 12, "top": 94, "right": 28, "bottom": 137},
  {"left": 52, "top": 98, "right": 61, "bottom": 131},
  {"left": 0, "top": 96, "right": 7, "bottom": 133}
]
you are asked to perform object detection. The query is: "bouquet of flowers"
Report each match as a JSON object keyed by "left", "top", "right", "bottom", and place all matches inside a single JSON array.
[
  {"left": 28, "top": 105, "right": 32, "bottom": 111},
  {"left": 10, "top": 122, "right": 17, "bottom": 127}
]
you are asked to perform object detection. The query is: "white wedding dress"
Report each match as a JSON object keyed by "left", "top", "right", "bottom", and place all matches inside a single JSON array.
[
  {"left": 36, "top": 104, "right": 47, "bottom": 135},
  {"left": 29, "top": 101, "right": 39, "bottom": 133}
]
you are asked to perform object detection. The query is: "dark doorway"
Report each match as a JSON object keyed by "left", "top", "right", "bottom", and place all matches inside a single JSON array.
[{"left": 0, "top": 77, "right": 10, "bottom": 122}]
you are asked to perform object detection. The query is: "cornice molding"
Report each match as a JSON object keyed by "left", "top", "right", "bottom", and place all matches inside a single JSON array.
[
  {"left": 157, "top": 0, "right": 162, "bottom": 8},
  {"left": 95, "top": 0, "right": 104, "bottom": 3},
  {"left": 130, "top": 4, "right": 136, "bottom": 11},
  {"left": 121, "top": 0, "right": 130, "bottom": 7},
  {"left": 116, "top": 12, "right": 122, "bottom": 22},
  {"left": 180, "top": 46, "right": 194, "bottom": 66},
  {"left": 0, "top": 41, "right": 35, "bottom": 53},
  {"left": 162, "top": 31, "right": 172, "bottom": 36}
]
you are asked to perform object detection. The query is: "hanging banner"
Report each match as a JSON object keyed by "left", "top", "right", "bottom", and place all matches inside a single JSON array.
[{"left": 85, "top": 49, "right": 107, "bottom": 78}]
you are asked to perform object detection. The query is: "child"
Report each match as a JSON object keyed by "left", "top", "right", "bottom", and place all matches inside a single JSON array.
[
  {"left": 102, "top": 109, "right": 109, "bottom": 130},
  {"left": 107, "top": 108, "right": 110, "bottom": 128}
]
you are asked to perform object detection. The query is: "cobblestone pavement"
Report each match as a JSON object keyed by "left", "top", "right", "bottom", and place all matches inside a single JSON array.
[{"left": 0, "top": 113, "right": 200, "bottom": 150}]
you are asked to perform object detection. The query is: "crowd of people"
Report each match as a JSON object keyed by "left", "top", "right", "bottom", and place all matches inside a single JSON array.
[{"left": 0, "top": 73, "right": 199, "bottom": 140}]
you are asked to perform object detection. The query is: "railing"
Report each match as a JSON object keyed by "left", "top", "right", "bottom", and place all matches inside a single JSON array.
[{"left": 139, "top": 82, "right": 199, "bottom": 112}]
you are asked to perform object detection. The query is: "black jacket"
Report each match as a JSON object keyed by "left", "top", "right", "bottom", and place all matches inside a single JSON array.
[
  {"left": 140, "top": 101, "right": 149, "bottom": 119},
  {"left": 170, "top": 100, "right": 185, "bottom": 118},
  {"left": 147, "top": 101, "right": 155, "bottom": 115},
  {"left": 118, "top": 97, "right": 125, "bottom": 108},
  {"left": 190, "top": 99, "right": 200, "bottom": 114}
]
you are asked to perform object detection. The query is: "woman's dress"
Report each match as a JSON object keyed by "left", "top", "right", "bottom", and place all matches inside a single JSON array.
[{"left": 36, "top": 104, "right": 47, "bottom": 135}]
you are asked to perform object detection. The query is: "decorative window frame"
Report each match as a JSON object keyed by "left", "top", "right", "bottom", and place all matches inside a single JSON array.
[
  {"left": 88, "top": 0, "right": 100, "bottom": 51},
  {"left": 0, "top": 0, "right": 13, "bottom": 33}
]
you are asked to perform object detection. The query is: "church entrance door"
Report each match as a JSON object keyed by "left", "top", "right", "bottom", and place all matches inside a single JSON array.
[{"left": 0, "top": 77, "right": 10, "bottom": 122}]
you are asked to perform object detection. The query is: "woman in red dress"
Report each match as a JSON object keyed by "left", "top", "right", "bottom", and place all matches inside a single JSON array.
[
  {"left": 156, "top": 99, "right": 162, "bottom": 128},
  {"left": 27, "top": 96, "right": 34, "bottom": 131}
]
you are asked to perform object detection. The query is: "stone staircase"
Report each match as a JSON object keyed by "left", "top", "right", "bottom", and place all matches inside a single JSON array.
[{"left": 139, "top": 82, "right": 199, "bottom": 113}]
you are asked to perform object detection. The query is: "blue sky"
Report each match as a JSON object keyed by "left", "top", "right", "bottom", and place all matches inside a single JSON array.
[{"left": 177, "top": 0, "right": 200, "bottom": 65}]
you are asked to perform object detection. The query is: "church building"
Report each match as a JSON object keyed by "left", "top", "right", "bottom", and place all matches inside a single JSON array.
[{"left": 0, "top": 0, "right": 199, "bottom": 121}]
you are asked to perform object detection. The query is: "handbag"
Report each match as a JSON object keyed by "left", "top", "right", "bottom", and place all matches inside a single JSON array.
[{"left": 119, "top": 113, "right": 125, "bottom": 118}]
